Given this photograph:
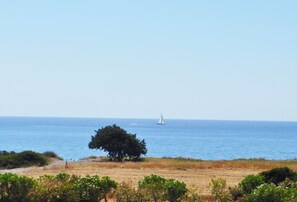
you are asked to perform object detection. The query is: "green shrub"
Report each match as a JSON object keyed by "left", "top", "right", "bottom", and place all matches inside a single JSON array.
[
  {"left": 139, "top": 174, "right": 166, "bottom": 201},
  {"left": 30, "top": 173, "right": 79, "bottom": 202},
  {"left": 279, "top": 178, "right": 297, "bottom": 189},
  {"left": 184, "top": 189, "right": 206, "bottom": 202},
  {"left": 0, "top": 173, "right": 35, "bottom": 202},
  {"left": 74, "top": 175, "right": 117, "bottom": 202},
  {"left": 260, "top": 167, "right": 297, "bottom": 185},
  {"left": 43, "top": 151, "right": 63, "bottom": 160},
  {"left": 163, "top": 179, "right": 187, "bottom": 202},
  {"left": 229, "top": 185, "right": 244, "bottom": 201},
  {"left": 0, "top": 151, "right": 48, "bottom": 169},
  {"left": 139, "top": 175, "right": 188, "bottom": 202},
  {"left": 0, "top": 151, "right": 15, "bottom": 156},
  {"left": 209, "top": 178, "right": 232, "bottom": 202},
  {"left": 116, "top": 181, "right": 151, "bottom": 202},
  {"left": 99, "top": 176, "right": 118, "bottom": 202},
  {"left": 240, "top": 183, "right": 297, "bottom": 202},
  {"left": 239, "top": 175, "right": 265, "bottom": 194}
]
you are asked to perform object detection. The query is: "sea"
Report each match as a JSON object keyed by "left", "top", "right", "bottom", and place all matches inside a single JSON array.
[{"left": 0, "top": 117, "right": 297, "bottom": 161}]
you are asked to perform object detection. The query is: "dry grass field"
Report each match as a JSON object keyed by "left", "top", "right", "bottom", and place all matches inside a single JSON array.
[{"left": 16, "top": 158, "right": 297, "bottom": 195}]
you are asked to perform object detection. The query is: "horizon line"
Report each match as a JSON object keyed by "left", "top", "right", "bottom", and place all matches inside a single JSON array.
[{"left": 0, "top": 115, "right": 296, "bottom": 123}]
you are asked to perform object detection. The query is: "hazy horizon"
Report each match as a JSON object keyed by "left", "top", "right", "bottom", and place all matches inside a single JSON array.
[{"left": 1, "top": 115, "right": 297, "bottom": 123}]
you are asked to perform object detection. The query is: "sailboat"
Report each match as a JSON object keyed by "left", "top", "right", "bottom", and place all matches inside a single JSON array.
[{"left": 157, "top": 114, "right": 165, "bottom": 125}]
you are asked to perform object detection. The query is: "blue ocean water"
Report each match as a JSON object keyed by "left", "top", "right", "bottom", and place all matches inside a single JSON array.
[{"left": 0, "top": 117, "right": 297, "bottom": 160}]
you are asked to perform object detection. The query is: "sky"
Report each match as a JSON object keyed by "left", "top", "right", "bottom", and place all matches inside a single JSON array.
[{"left": 0, "top": 1, "right": 296, "bottom": 121}]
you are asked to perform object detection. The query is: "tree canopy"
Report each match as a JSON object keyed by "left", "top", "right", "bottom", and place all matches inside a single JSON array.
[{"left": 88, "top": 124, "right": 147, "bottom": 162}]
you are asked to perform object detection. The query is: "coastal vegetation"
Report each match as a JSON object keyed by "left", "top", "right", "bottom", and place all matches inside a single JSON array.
[
  {"left": 89, "top": 125, "right": 147, "bottom": 162},
  {"left": 0, "top": 151, "right": 61, "bottom": 169},
  {"left": 1, "top": 167, "right": 297, "bottom": 201},
  {"left": 0, "top": 173, "right": 187, "bottom": 202}
]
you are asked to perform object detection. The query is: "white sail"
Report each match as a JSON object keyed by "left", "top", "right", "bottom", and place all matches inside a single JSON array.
[{"left": 157, "top": 114, "right": 165, "bottom": 125}]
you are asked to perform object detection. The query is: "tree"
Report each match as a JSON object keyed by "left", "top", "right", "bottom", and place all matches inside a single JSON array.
[{"left": 88, "top": 124, "right": 147, "bottom": 162}]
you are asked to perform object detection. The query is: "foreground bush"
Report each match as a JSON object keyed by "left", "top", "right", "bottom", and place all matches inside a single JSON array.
[
  {"left": 209, "top": 178, "right": 232, "bottom": 202},
  {"left": 116, "top": 181, "right": 151, "bottom": 202},
  {"left": 30, "top": 173, "right": 79, "bottom": 202},
  {"left": 239, "top": 175, "right": 265, "bottom": 195},
  {"left": 240, "top": 183, "right": 297, "bottom": 202},
  {"left": 74, "top": 175, "right": 117, "bottom": 202},
  {"left": 138, "top": 174, "right": 187, "bottom": 202},
  {"left": 0, "top": 173, "right": 35, "bottom": 202},
  {"left": 0, "top": 173, "right": 188, "bottom": 202},
  {"left": 139, "top": 174, "right": 166, "bottom": 200},
  {"left": 231, "top": 167, "right": 297, "bottom": 202},
  {"left": 0, "top": 151, "right": 48, "bottom": 169},
  {"left": 0, "top": 173, "right": 118, "bottom": 202},
  {"left": 164, "top": 179, "right": 187, "bottom": 202},
  {"left": 260, "top": 167, "right": 297, "bottom": 185}
]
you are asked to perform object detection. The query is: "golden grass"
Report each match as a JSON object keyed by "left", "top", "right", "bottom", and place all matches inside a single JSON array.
[{"left": 18, "top": 158, "right": 297, "bottom": 195}]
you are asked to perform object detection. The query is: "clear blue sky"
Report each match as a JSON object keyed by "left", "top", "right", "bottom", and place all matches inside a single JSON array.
[{"left": 0, "top": 1, "right": 296, "bottom": 121}]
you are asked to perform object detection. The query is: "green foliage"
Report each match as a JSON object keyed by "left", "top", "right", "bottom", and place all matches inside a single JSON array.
[
  {"left": 185, "top": 189, "right": 206, "bottom": 202},
  {"left": 89, "top": 124, "right": 147, "bottom": 162},
  {"left": 74, "top": 175, "right": 117, "bottom": 202},
  {"left": 30, "top": 173, "right": 79, "bottom": 202},
  {"left": 30, "top": 173, "right": 118, "bottom": 202},
  {"left": 209, "top": 178, "right": 232, "bottom": 202},
  {"left": 0, "top": 151, "right": 48, "bottom": 169},
  {"left": 100, "top": 176, "right": 118, "bottom": 201},
  {"left": 43, "top": 151, "right": 63, "bottom": 160},
  {"left": 229, "top": 185, "right": 244, "bottom": 201},
  {"left": 0, "top": 173, "right": 35, "bottom": 202},
  {"left": 163, "top": 179, "right": 187, "bottom": 202},
  {"left": 139, "top": 174, "right": 187, "bottom": 202},
  {"left": 260, "top": 167, "right": 297, "bottom": 185},
  {"left": 239, "top": 175, "right": 265, "bottom": 194},
  {"left": 116, "top": 181, "right": 151, "bottom": 202},
  {"left": 139, "top": 174, "right": 166, "bottom": 200},
  {"left": 0, "top": 151, "right": 15, "bottom": 156},
  {"left": 240, "top": 183, "right": 297, "bottom": 202},
  {"left": 279, "top": 178, "right": 297, "bottom": 189}
]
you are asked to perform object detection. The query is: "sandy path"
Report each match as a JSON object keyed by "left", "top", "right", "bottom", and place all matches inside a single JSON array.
[{"left": 0, "top": 160, "right": 65, "bottom": 174}]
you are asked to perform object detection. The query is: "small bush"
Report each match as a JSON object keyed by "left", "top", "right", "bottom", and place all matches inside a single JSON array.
[
  {"left": 163, "top": 179, "right": 187, "bottom": 202},
  {"left": 99, "top": 176, "right": 118, "bottom": 202},
  {"left": 139, "top": 174, "right": 166, "bottom": 201},
  {"left": 74, "top": 175, "right": 117, "bottom": 202},
  {"left": 260, "top": 167, "right": 297, "bottom": 185},
  {"left": 116, "top": 181, "right": 151, "bottom": 202},
  {"left": 43, "top": 151, "right": 63, "bottom": 160},
  {"left": 279, "top": 178, "right": 297, "bottom": 189},
  {"left": 184, "top": 189, "right": 206, "bottom": 202},
  {"left": 30, "top": 173, "right": 79, "bottom": 202},
  {"left": 0, "top": 151, "right": 15, "bottom": 156},
  {"left": 239, "top": 175, "right": 265, "bottom": 194},
  {"left": 209, "top": 178, "right": 232, "bottom": 202},
  {"left": 0, "top": 151, "right": 48, "bottom": 169},
  {"left": 139, "top": 174, "right": 188, "bottom": 202},
  {"left": 229, "top": 185, "right": 244, "bottom": 201},
  {"left": 240, "top": 183, "right": 297, "bottom": 202},
  {"left": 0, "top": 173, "right": 35, "bottom": 202}
]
